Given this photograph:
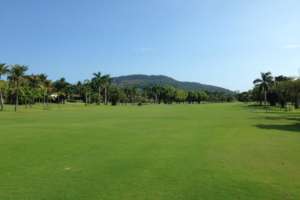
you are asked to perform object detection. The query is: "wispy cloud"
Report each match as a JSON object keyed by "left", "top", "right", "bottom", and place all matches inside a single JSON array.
[{"left": 284, "top": 44, "right": 300, "bottom": 49}]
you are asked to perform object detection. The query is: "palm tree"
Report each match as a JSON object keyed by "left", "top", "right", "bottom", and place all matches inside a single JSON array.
[
  {"left": 37, "top": 74, "right": 48, "bottom": 105},
  {"left": 44, "top": 79, "right": 52, "bottom": 106},
  {"left": 53, "top": 78, "right": 68, "bottom": 104},
  {"left": 83, "top": 80, "right": 91, "bottom": 105},
  {"left": 0, "top": 63, "right": 9, "bottom": 111},
  {"left": 75, "top": 81, "right": 83, "bottom": 102},
  {"left": 151, "top": 86, "right": 161, "bottom": 104},
  {"left": 101, "top": 75, "right": 112, "bottom": 105},
  {"left": 92, "top": 72, "right": 102, "bottom": 105},
  {"left": 253, "top": 72, "right": 273, "bottom": 106},
  {"left": 26, "top": 74, "right": 41, "bottom": 104},
  {"left": 9, "top": 65, "right": 28, "bottom": 111}
]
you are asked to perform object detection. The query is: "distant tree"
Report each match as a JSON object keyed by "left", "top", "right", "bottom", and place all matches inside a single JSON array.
[
  {"left": 159, "top": 86, "right": 174, "bottom": 104},
  {"left": 123, "top": 87, "right": 138, "bottom": 103},
  {"left": 83, "top": 80, "right": 92, "bottom": 105},
  {"left": 151, "top": 86, "right": 161, "bottom": 103},
  {"left": 101, "top": 74, "right": 112, "bottom": 105},
  {"left": 274, "top": 81, "right": 291, "bottom": 108},
  {"left": 251, "top": 85, "right": 263, "bottom": 104},
  {"left": 8, "top": 64, "right": 28, "bottom": 111},
  {"left": 267, "top": 75, "right": 293, "bottom": 107},
  {"left": 196, "top": 91, "right": 208, "bottom": 103},
  {"left": 253, "top": 72, "right": 273, "bottom": 106},
  {"left": 43, "top": 79, "right": 52, "bottom": 106},
  {"left": 53, "top": 78, "right": 69, "bottom": 103},
  {"left": 175, "top": 89, "right": 187, "bottom": 103},
  {"left": 0, "top": 63, "right": 9, "bottom": 111},
  {"left": 290, "top": 79, "right": 300, "bottom": 109},
  {"left": 37, "top": 73, "right": 49, "bottom": 105},
  {"left": 25, "top": 74, "right": 42, "bottom": 104},
  {"left": 187, "top": 91, "right": 197, "bottom": 104},
  {"left": 92, "top": 72, "right": 102, "bottom": 105},
  {"left": 75, "top": 81, "right": 83, "bottom": 101},
  {"left": 21, "top": 83, "right": 33, "bottom": 107},
  {"left": 237, "top": 91, "right": 252, "bottom": 102},
  {"left": 109, "top": 86, "right": 122, "bottom": 105}
]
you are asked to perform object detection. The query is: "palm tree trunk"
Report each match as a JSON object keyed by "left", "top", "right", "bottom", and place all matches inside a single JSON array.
[
  {"left": 45, "top": 89, "right": 49, "bottom": 107},
  {"left": 15, "top": 80, "right": 19, "bottom": 112},
  {"left": 105, "top": 87, "right": 107, "bottom": 105},
  {"left": 85, "top": 92, "right": 88, "bottom": 106},
  {"left": 98, "top": 87, "right": 101, "bottom": 105},
  {"left": 43, "top": 92, "right": 46, "bottom": 106},
  {"left": 295, "top": 95, "right": 299, "bottom": 109},
  {"left": 46, "top": 97, "right": 48, "bottom": 107},
  {"left": 0, "top": 90, "right": 4, "bottom": 111},
  {"left": 264, "top": 90, "right": 267, "bottom": 106}
]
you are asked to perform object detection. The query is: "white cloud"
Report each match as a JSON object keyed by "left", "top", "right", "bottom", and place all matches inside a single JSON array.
[{"left": 284, "top": 44, "right": 300, "bottom": 49}]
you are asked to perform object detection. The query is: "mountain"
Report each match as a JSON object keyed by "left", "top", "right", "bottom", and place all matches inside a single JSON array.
[{"left": 112, "top": 74, "right": 232, "bottom": 93}]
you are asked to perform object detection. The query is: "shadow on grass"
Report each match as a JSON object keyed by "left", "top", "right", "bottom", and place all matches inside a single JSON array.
[
  {"left": 245, "top": 104, "right": 300, "bottom": 113},
  {"left": 249, "top": 105, "right": 300, "bottom": 132},
  {"left": 248, "top": 113, "right": 300, "bottom": 122},
  {"left": 264, "top": 116, "right": 300, "bottom": 121},
  {"left": 256, "top": 123, "right": 300, "bottom": 133}
]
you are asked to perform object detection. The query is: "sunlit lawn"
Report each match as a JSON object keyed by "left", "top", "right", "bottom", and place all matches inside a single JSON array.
[{"left": 0, "top": 103, "right": 300, "bottom": 200}]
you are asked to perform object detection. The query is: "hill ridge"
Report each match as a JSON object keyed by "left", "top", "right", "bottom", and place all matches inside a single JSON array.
[{"left": 112, "top": 74, "right": 232, "bottom": 93}]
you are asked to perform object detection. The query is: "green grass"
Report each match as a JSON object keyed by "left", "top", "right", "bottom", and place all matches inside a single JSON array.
[{"left": 0, "top": 103, "right": 300, "bottom": 199}]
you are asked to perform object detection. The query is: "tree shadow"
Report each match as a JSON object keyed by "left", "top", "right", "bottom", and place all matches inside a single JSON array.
[
  {"left": 254, "top": 111, "right": 300, "bottom": 133},
  {"left": 264, "top": 116, "right": 300, "bottom": 121},
  {"left": 256, "top": 123, "right": 300, "bottom": 133},
  {"left": 246, "top": 104, "right": 264, "bottom": 108},
  {"left": 245, "top": 104, "right": 300, "bottom": 114},
  {"left": 245, "top": 103, "right": 300, "bottom": 132},
  {"left": 249, "top": 114, "right": 300, "bottom": 122}
]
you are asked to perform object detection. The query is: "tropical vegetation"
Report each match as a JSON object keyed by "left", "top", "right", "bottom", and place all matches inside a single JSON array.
[
  {"left": 0, "top": 63, "right": 235, "bottom": 111},
  {"left": 237, "top": 71, "right": 300, "bottom": 110}
]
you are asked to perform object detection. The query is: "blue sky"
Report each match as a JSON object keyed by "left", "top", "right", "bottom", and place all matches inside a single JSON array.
[{"left": 1, "top": 0, "right": 300, "bottom": 91}]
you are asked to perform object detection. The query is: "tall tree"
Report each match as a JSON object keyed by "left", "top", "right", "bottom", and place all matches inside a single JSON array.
[
  {"left": 124, "top": 87, "right": 137, "bottom": 103},
  {"left": 0, "top": 63, "right": 9, "bottom": 111},
  {"left": 109, "top": 86, "right": 123, "bottom": 105},
  {"left": 26, "top": 74, "right": 41, "bottom": 104},
  {"left": 83, "top": 80, "right": 91, "bottom": 105},
  {"left": 175, "top": 89, "right": 188, "bottom": 103},
  {"left": 9, "top": 65, "right": 28, "bottom": 111},
  {"left": 101, "top": 74, "right": 112, "bottom": 105},
  {"left": 38, "top": 74, "right": 49, "bottom": 105},
  {"left": 253, "top": 72, "right": 273, "bottom": 106},
  {"left": 92, "top": 72, "right": 102, "bottom": 105},
  {"left": 53, "top": 78, "right": 68, "bottom": 103},
  {"left": 290, "top": 79, "right": 300, "bottom": 109},
  {"left": 151, "top": 86, "right": 160, "bottom": 103},
  {"left": 43, "top": 79, "right": 52, "bottom": 106}
]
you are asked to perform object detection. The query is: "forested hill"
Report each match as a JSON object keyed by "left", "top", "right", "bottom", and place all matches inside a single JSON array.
[{"left": 112, "top": 75, "right": 232, "bottom": 93}]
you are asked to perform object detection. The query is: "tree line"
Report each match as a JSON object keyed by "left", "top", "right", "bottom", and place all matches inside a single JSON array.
[
  {"left": 0, "top": 63, "right": 237, "bottom": 111},
  {"left": 237, "top": 72, "right": 300, "bottom": 109}
]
